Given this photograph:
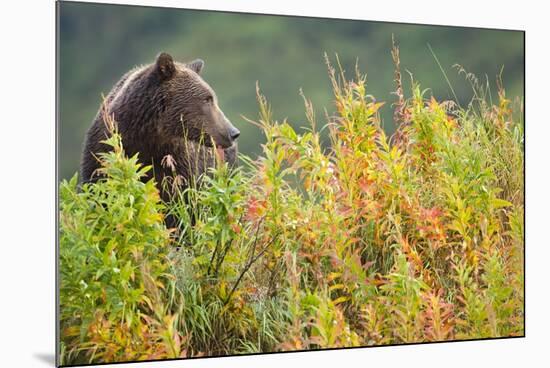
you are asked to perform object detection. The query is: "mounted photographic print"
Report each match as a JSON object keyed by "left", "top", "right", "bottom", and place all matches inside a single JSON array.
[{"left": 56, "top": 0, "right": 525, "bottom": 366}]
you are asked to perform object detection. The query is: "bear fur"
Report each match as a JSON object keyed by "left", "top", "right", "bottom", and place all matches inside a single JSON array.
[{"left": 80, "top": 52, "right": 240, "bottom": 200}]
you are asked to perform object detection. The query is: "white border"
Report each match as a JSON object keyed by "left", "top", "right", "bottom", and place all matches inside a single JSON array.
[{"left": 1, "top": 1, "right": 547, "bottom": 367}]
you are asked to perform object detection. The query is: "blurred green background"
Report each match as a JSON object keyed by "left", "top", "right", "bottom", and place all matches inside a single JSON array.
[{"left": 58, "top": 1, "right": 524, "bottom": 180}]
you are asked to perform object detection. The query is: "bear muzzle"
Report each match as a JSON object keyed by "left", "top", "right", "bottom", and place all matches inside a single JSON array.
[{"left": 216, "top": 122, "right": 239, "bottom": 148}]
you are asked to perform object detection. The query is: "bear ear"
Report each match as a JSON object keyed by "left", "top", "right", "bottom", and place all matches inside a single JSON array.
[
  {"left": 187, "top": 59, "right": 204, "bottom": 74},
  {"left": 155, "top": 52, "right": 176, "bottom": 80}
]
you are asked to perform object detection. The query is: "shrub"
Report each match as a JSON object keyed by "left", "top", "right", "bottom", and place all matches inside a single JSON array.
[{"left": 59, "top": 119, "right": 184, "bottom": 364}]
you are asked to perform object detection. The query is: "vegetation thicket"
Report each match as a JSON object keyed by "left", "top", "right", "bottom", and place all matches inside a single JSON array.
[{"left": 59, "top": 50, "right": 524, "bottom": 365}]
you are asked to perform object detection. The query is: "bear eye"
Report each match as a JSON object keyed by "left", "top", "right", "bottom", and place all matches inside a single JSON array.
[{"left": 204, "top": 96, "right": 213, "bottom": 104}]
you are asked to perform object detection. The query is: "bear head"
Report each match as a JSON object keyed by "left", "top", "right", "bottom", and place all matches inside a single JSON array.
[{"left": 151, "top": 52, "right": 240, "bottom": 150}]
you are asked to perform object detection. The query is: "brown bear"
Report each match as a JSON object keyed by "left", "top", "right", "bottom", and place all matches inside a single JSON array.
[{"left": 80, "top": 52, "right": 240, "bottom": 200}]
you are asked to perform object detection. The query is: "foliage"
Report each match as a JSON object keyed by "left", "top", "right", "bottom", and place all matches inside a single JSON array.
[
  {"left": 59, "top": 54, "right": 524, "bottom": 364},
  {"left": 59, "top": 117, "right": 184, "bottom": 364}
]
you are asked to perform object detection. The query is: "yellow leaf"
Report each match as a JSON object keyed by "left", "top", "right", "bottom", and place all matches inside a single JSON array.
[{"left": 332, "top": 296, "right": 350, "bottom": 305}]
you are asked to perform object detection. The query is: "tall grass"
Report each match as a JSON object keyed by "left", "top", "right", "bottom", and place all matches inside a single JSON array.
[{"left": 59, "top": 51, "right": 524, "bottom": 364}]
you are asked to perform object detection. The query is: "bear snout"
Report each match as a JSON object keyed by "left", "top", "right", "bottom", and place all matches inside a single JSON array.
[{"left": 229, "top": 126, "right": 240, "bottom": 141}]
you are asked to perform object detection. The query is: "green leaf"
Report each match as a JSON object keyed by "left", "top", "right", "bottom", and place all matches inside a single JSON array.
[{"left": 492, "top": 198, "right": 513, "bottom": 209}]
